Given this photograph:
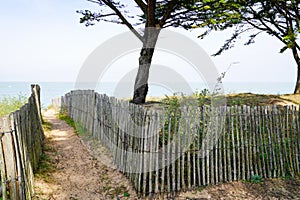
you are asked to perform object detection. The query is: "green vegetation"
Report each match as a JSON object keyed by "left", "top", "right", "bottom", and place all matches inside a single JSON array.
[
  {"left": 58, "top": 112, "right": 75, "bottom": 128},
  {"left": 58, "top": 112, "right": 86, "bottom": 136},
  {"left": 42, "top": 120, "right": 52, "bottom": 132},
  {"left": 155, "top": 90, "right": 299, "bottom": 149},
  {"left": 123, "top": 192, "right": 130, "bottom": 197},
  {"left": 196, "top": 1, "right": 300, "bottom": 94},
  {"left": 36, "top": 121, "right": 56, "bottom": 182},
  {"left": 251, "top": 175, "right": 262, "bottom": 184},
  {"left": 0, "top": 95, "right": 27, "bottom": 116},
  {"left": 35, "top": 150, "right": 56, "bottom": 181}
]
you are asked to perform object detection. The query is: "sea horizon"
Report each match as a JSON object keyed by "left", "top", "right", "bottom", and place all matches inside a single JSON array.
[{"left": 0, "top": 81, "right": 296, "bottom": 107}]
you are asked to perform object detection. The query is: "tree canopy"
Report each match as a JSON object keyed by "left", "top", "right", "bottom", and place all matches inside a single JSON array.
[
  {"left": 196, "top": 0, "right": 300, "bottom": 54},
  {"left": 195, "top": 0, "right": 300, "bottom": 93},
  {"left": 78, "top": 0, "right": 206, "bottom": 42}
]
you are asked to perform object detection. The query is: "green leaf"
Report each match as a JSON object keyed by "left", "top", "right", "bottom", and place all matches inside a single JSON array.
[
  {"left": 279, "top": 46, "right": 289, "bottom": 53},
  {"left": 123, "top": 192, "right": 130, "bottom": 197}
]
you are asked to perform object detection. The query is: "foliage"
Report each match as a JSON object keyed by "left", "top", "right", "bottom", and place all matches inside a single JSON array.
[
  {"left": 58, "top": 112, "right": 76, "bottom": 128},
  {"left": 0, "top": 95, "right": 27, "bottom": 116},
  {"left": 251, "top": 174, "right": 262, "bottom": 183},
  {"left": 160, "top": 94, "right": 182, "bottom": 145},
  {"left": 196, "top": 1, "right": 300, "bottom": 55},
  {"left": 77, "top": 1, "right": 208, "bottom": 30},
  {"left": 58, "top": 113, "right": 86, "bottom": 136},
  {"left": 35, "top": 151, "right": 56, "bottom": 180},
  {"left": 194, "top": 1, "right": 300, "bottom": 94},
  {"left": 35, "top": 131, "right": 57, "bottom": 182},
  {"left": 123, "top": 191, "right": 130, "bottom": 197},
  {"left": 194, "top": 88, "right": 211, "bottom": 105},
  {"left": 42, "top": 120, "right": 52, "bottom": 132},
  {"left": 162, "top": 94, "right": 181, "bottom": 111}
]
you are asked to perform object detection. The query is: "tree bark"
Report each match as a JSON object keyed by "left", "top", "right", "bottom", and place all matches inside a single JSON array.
[
  {"left": 132, "top": 29, "right": 160, "bottom": 104},
  {"left": 132, "top": 0, "right": 159, "bottom": 104},
  {"left": 292, "top": 47, "right": 300, "bottom": 94}
]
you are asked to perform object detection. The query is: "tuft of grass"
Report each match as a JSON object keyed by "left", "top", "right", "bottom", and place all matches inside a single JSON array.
[
  {"left": 42, "top": 120, "right": 52, "bottom": 132},
  {"left": 58, "top": 113, "right": 75, "bottom": 128},
  {"left": 57, "top": 112, "right": 86, "bottom": 136},
  {"left": 0, "top": 95, "right": 27, "bottom": 116},
  {"left": 35, "top": 143, "right": 57, "bottom": 182}
]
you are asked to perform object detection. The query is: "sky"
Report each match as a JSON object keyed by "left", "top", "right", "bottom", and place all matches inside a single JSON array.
[{"left": 0, "top": 0, "right": 297, "bottom": 87}]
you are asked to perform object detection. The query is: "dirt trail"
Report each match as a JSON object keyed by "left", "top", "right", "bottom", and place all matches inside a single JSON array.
[{"left": 34, "top": 109, "right": 138, "bottom": 200}]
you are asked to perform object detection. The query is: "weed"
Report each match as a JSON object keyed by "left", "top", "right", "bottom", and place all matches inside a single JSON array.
[
  {"left": 123, "top": 191, "right": 130, "bottom": 197},
  {"left": 162, "top": 94, "right": 181, "bottom": 110},
  {"left": 42, "top": 120, "right": 52, "bottom": 132},
  {"left": 251, "top": 174, "right": 262, "bottom": 183},
  {"left": 284, "top": 174, "right": 293, "bottom": 180},
  {"left": 35, "top": 148, "right": 56, "bottom": 181},
  {"left": 194, "top": 89, "right": 210, "bottom": 105},
  {"left": 197, "top": 186, "right": 204, "bottom": 192},
  {"left": 74, "top": 122, "right": 87, "bottom": 136}
]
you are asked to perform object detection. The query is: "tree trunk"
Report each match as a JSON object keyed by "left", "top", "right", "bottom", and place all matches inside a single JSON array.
[
  {"left": 292, "top": 47, "right": 300, "bottom": 94},
  {"left": 132, "top": 28, "right": 160, "bottom": 104}
]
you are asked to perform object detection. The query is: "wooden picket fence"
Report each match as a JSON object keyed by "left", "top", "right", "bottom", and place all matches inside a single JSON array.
[
  {"left": 56, "top": 90, "right": 300, "bottom": 198},
  {"left": 0, "top": 85, "right": 44, "bottom": 200}
]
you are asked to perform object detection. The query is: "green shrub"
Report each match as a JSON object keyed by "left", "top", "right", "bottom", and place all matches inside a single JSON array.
[{"left": 0, "top": 95, "right": 27, "bottom": 116}]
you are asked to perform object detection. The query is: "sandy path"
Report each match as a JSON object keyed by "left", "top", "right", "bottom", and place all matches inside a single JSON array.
[{"left": 34, "top": 109, "right": 138, "bottom": 200}]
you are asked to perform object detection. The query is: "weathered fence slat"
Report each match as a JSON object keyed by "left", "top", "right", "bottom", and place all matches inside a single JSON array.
[{"left": 0, "top": 85, "right": 44, "bottom": 200}]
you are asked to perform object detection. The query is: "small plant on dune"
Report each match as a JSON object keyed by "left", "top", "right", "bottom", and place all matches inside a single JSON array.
[
  {"left": 194, "top": 88, "right": 210, "bottom": 105},
  {"left": 162, "top": 94, "right": 181, "bottom": 110}
]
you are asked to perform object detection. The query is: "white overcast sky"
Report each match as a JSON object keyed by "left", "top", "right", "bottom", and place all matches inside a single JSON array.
[{"left": 0, "top": 0, "right": 296, "bottom": 84}]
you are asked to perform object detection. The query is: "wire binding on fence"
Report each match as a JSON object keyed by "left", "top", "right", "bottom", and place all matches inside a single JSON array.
[{"left": 0, "top": 130, "right": 15, "bottom": 139}]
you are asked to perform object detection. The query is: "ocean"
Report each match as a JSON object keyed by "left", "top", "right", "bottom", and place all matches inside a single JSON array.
[{"left": 0, "top": 82, "right": 295, "bottom": 108}]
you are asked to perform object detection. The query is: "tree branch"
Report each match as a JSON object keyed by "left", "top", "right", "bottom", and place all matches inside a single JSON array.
[
  {"left": 92, "top": 0, "right": 144, "bottom": 42},
  {"left": 159, "top": 0, "right": 176, "bottom": 27},
  {"left": 87, "top": 0, "right": 102, "bottom": 4},
  {"left": 134, "top": 0, "right": 147, "bottom": 14},
  {"left": 147, "top": 0, "right": 156, "bottom": 27}
]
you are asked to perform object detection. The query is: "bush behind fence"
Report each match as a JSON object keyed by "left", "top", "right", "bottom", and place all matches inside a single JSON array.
[
  {"left": 0, "top": 85, "right": 44, "bottom": 200},
  {"left": 54, "top": 90, "right": 300, "bottom": 198}
]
